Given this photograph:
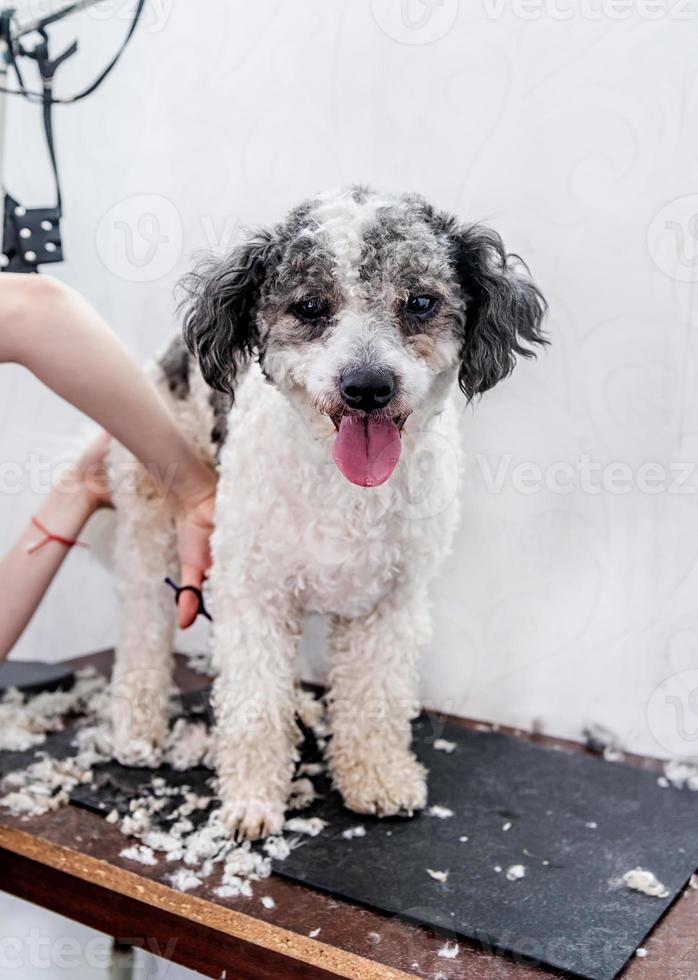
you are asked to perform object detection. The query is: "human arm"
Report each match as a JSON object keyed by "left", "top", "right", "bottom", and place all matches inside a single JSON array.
[{"left": 0, "top": 274, "right": 215, "bottom": 635}]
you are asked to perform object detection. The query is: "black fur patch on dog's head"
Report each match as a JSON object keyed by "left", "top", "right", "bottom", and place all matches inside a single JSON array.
[
  {"left": 179, "top": 232, "right": 276, "bottom": 398},
  {"left": 448, "top": 224, "right": 548, "bottom": 399},
  {"left": 415, "top": 204, "right": 548, "bottom": 399}
]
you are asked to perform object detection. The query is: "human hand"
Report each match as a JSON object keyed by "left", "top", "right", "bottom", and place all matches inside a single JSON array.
[
  {"left": 79, "top": 432, "right": 217, "bottom": 629},
  {"left": 174, "top": 471, "right": 217, "bottom": 628}
]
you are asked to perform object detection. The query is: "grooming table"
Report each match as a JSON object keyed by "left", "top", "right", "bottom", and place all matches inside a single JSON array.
[{"left": 1, "top": 651, "right": 697, "bottom": 980}]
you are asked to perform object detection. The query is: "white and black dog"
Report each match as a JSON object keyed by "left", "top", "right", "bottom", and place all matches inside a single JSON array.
[{"left": 107, "top": 186, "right": 547, "bottom": 841}]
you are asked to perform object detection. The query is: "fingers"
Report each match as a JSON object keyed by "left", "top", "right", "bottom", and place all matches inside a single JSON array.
[
  {"left": 177, "top": 590, "right": 201, "bottom": 629},
  {"left": 175, "top": 491, "right": 215, "bottom": 628},
  {"left": 178, "top": 563, "right": 204, "bottom": 628}
]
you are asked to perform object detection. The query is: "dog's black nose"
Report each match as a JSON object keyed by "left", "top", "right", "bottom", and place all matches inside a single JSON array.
[{"left": 340, "top": 367, "right": 396, "bottom": 413}]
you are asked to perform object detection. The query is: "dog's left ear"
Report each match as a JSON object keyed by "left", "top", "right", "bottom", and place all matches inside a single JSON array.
[
  {"left": 450, "top": 225, "right": 548, "bottom": 399},
  {"left": 179, "top": 232, "right": 275, "bottom": 398}
]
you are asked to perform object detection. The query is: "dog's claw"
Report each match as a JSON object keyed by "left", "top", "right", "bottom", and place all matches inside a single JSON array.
[{"left": 219, "top": 798, "right": 285, "bottom": 842}]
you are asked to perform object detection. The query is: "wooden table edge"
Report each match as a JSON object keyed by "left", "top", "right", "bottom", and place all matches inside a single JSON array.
[{"left": 0, "top": 822, "right": 416, "bottom": 980}]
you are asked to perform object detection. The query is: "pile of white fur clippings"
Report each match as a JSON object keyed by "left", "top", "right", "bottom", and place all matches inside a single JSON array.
[
  {"left": 0, "top": 667, "right": 107, "bottom": 754},
  {"left": 0, "top": 670, "right": 331, "bottom": 898},
  {"left": 0, "top": 668, "right": 109, "bottom": 816}
]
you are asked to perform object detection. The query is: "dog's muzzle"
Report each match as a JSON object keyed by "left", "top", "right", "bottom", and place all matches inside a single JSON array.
[{"left": 340, "top": 367, "right": 396, "bottom": 413}]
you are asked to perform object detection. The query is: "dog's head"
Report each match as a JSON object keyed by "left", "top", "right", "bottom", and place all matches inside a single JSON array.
[{"left": 181, "top": 187, "right": 547, "bottom": 487}]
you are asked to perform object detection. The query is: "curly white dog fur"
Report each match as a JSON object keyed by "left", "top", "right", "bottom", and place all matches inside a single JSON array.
[{"left": 107, "top": 187, "right": 547, "bottom": 841}]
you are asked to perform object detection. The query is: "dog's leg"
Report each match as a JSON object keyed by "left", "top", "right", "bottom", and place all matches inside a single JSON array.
[
  {"left": 327, "top": 586, "right": 430, "bottom": 817},
  {"left": 111, "top": 490, "right": 177, "bottom": 767},
  {"left": 212, "top": 596, "right": 301, "bottom": 841}
]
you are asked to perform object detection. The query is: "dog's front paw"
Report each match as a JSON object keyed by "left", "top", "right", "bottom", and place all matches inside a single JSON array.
[
  {"left": 111, "top": 672, "right": 168, "bottom": 767},
  {"left": 333, "top": 750, "right": 428, "bottom": 818},
  {"left": 112, "top": 730, "right": 163, "bottom": 768},
  {"left": 111, "top": 700, "right": 166, "bottom": 768},
  {"left": 111, "top": 714, "right": 166, "bottom": 768},
  {"left": 219, "top": 797, "right": 286, "bottom": 842},
  {"left": 113, "top": 738, "right": 163, "bottom": 769}
]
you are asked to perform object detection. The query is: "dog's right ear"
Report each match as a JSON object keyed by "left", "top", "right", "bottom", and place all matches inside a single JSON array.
[
  {"left": 180, "top": 232, "right": 274, "bottom": 397},
  {"left": 449, "top": 224, "right": 548, "bottom": 400}
]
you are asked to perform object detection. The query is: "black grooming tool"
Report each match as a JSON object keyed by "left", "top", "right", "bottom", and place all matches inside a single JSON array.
[{"left": 164, "top": 577, "right": 213, "bottom": 622}]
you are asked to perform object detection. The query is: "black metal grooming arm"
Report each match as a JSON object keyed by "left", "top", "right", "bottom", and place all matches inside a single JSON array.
[{"left": 0, "top": 0, "right": 145, "bottom": 272}]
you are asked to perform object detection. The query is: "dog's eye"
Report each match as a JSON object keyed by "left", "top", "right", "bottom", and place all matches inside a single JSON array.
[
  {"left": 405, "top": 294, "right": 439, "bottom": 317},
  {"left": 290, "top": 297, "right": 329, "bottom": 321}
]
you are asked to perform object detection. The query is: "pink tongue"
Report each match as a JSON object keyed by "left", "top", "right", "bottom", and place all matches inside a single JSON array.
[{"left": 332, "top": 416, "right": 401, "bottom": 487}]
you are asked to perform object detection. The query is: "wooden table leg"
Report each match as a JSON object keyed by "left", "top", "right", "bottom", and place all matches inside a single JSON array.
[{"left": 109, "top": 940, "right": 135, "bottom": 980}]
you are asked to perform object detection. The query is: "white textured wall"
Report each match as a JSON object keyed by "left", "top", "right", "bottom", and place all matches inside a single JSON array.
[{"left": 3, "top": 0, "right": 698, "bottom": 759}]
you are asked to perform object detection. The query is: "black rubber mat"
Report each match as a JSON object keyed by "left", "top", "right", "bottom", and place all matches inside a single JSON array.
[
  {"left": 0, "top": 659, "right": 74, "bottom": 695},
  {"left": 2, "top": 689, "right": 696, "bottom": 980}
]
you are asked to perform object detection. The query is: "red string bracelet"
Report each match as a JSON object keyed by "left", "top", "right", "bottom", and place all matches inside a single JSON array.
[{"left": 26, "top": 516, "right": 89, "bottom": 555}]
